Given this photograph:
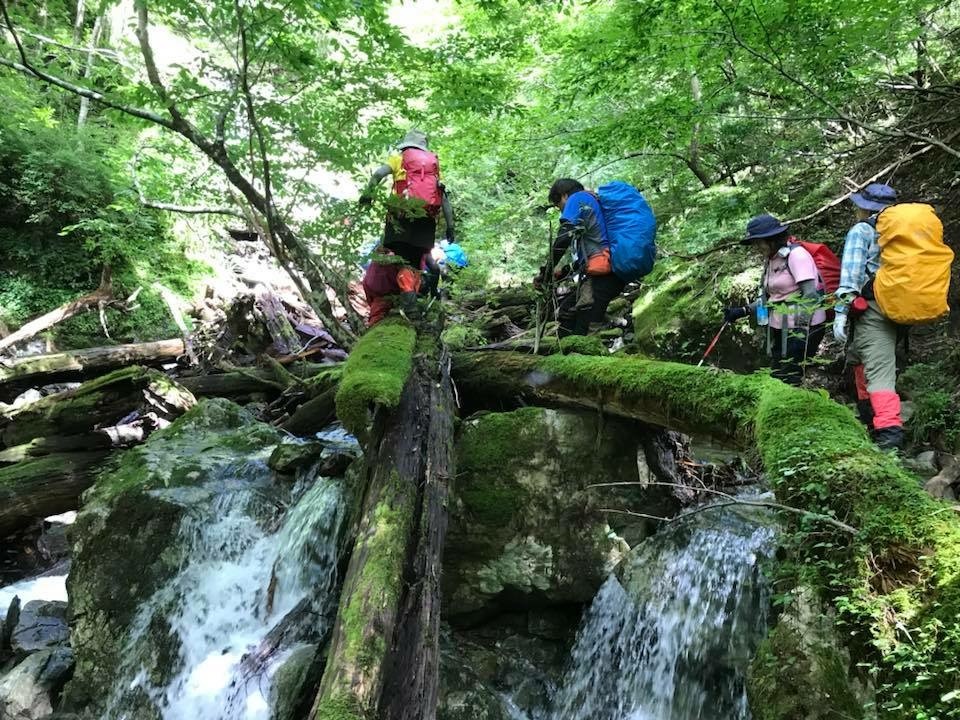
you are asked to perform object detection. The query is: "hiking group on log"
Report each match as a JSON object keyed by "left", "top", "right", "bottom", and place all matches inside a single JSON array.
[{"left": 354, "top": 129, "right": 954, "bottom": 454}]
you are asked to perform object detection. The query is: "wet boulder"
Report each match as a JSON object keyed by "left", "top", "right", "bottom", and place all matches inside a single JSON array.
[
  {"left": 747, "top": 588, "right": 874, "bottom": 720},
  {"left": 269, "top": 643, "right": 321, "bottom": 720},
  {"left": 0, "top": 646, "right": 74, "bottom": 719},
  {"left": 61, "top": 398, "right": 283, "bottom": 714},
  {"left": 10, "top": 600, "right": 68, "bottom": 654},
  {"left": 444, "top": 407, "right": 675, "bottom": 622}
]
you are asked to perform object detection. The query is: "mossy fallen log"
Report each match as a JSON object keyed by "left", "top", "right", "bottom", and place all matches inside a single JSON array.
[
  {"left": 0, "top": 450, "right": 111, "bottom": 537},
  {"left": 0, "top": 338, "right": 185, "bottom": 399},
  {"left": 0, "top": 368, "right": 195, "bottom": 536},
  {"left": 177, "top": 361, "right": 336, "bottom": 397},
  {"left": 1, "top": 366, "right": 195, "bottom": 449},
  {"left": 333, "top": 320, "right": 416, "bottom": 437},
  {"left": 311, "top": 333, "right": 453, "bottom": 720},
  {"left": 451, "top": 349, "right": 960, "bottom": 716}
]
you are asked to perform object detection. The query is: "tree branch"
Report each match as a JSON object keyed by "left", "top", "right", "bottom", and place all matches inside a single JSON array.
[
  {"left": 713, "top": 0, "right": 960, "bottom": 158},
  {"left": 134, "top": 0, "right": 188, "bottom": 127},
  {"left": 130, "top": 147, "right": 244, "bottom": 218},
  {"left": 590, "top": 480, "right": 858, "bottom": 534},
  {"left": 0, "top": 2, "right": 173, "bottom": 128},
  {"left": 785, "top": 127, "right": 960, "bottom": 224}
]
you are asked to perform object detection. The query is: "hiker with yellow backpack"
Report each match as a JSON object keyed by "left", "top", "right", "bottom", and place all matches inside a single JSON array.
[{"left": 834, "top": 183, "right": 955, "bottom": 451}]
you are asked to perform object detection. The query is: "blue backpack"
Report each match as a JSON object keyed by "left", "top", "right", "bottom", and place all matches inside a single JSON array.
[{"left": 596, "top": 181, "right": 657, "bottom": 283}]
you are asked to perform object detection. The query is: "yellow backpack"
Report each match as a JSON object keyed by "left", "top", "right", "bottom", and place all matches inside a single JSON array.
[{"left": 874, "top": 203, "right": 954, "bottom": 324}]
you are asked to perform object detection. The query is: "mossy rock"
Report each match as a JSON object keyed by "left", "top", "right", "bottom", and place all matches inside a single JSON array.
[
  {"left": 445, "top": 407, "right": 671, "bottom": 620},
  {"left": 747, "top": 590, "right": 873, "bottom": 720},
  {"left": 62, "top": 398, "right": 283, "bottom": 715},
  {"left": 270, "top": 643, "right": 321, "bottom": 720}
]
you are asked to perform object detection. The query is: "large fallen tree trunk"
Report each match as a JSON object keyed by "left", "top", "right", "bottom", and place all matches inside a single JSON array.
[
  {"left": 310, "top": 321, "right": 454, "bottom": 720},
  {"left": 1, "top": 365, "right": 195, "bottom": 449},
  {"left": 0, "top": 368, "right": 195, "bottom": 535},
  {"left": 451, "top": 349, "right": 960, "bottom": 714},
  {"left": 0, "top": 338, "right": 185, "bottom": 398},
  {"left": 0, "top": 450, "right": 112, "bottom": 537}
]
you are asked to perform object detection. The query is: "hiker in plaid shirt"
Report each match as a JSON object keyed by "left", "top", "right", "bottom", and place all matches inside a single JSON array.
[{"left": 833, "top": 183, "right": 904, "bottom": 450}]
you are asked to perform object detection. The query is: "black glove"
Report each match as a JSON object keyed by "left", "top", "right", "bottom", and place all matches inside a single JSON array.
[
  {"left": 553, "top": 264, "right": 571, "bottom": 282},
  {"left": 358, "top": 194, "right": 373, "bottom": 207},
  {"left": 445, "top": 229, "right": 455, "bottom": 243},
  {"left": 723, "top": 306, "right": 749, "bottom": 323}
]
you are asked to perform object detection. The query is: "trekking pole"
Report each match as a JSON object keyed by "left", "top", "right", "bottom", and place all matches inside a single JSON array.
[{"left": 697, "top": 321, "right": 730, "bottom": 367}]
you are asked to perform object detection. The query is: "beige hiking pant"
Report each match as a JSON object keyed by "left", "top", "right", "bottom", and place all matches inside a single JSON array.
[{"left": 847, "top": 301, "right": 898, "bottom": 393}]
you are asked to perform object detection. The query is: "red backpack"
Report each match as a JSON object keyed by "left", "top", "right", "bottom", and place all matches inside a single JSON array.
[
  {"left": 790, "top": 240, "right": 841, "bottom": 295},
  {"left": 393, "top": 148, "right": 442, "bottom": 216}
]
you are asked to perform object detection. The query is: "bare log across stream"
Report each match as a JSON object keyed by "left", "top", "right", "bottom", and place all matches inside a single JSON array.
[
  {"left": 310, "top": 322, "right": 454, "bottom": 720},
  {"left": 0, "top": 338, "right": 185, "bottom": 400}
]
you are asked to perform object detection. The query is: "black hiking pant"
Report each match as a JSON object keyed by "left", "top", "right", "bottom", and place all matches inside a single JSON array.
[
  {"left": 769, "top": 323, "right": 826, "bottom": 386},
  {"left": 558, "top": 273, "right": 625, "bottom": 337}
]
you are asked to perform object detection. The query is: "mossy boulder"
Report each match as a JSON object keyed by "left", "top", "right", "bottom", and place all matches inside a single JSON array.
[
  {"left": 270, "top": 643, "right": 322, "bottom": 720},
  {"left": 747, "top": 589, "right": 874, "bottom": 720},
  {"left": 445, "top": 407, "right": 673, "bottom": 621},
  {"left": 62, "top": 398, "right": 282, "bottom": 715}
]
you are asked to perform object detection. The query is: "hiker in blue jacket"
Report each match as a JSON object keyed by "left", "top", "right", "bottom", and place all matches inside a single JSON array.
[{"left": 535, "top": 178, "right": 625, "bottom": 336}]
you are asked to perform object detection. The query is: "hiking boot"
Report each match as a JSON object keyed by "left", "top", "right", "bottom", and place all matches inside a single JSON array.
[
  {"left": 856, "top": 399, "right": 875, "bottom": 430},
  {"left": 873, "top": 426, "right": 904, "bottom": 452}
]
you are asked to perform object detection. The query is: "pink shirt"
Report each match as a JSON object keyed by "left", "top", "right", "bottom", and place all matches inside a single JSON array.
[{"left": 763, "top": 245, "right": 827, "bottom": 330}]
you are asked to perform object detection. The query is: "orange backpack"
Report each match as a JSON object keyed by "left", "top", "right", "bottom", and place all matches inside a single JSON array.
[{"left": 874, "top": 203, "right": 954, "bottom": 324}]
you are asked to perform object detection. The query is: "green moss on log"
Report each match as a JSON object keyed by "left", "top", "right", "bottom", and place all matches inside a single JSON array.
[
  {"left": 451, "top": 350, "right": 960, "bottom": 714},
  {"left": 338, "top": 477, "right": 414, "bottom": 673},
  {"left": 312, "top": 693, "right": 365, "bottom": 720},
  {"left": 334, "top": 320, "right": 416, "bottom": 436}
]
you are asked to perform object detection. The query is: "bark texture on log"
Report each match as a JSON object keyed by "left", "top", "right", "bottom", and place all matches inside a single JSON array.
[
  {"left": 0, "top": 368, "right": 195, "bottom": 536},
  {"left": 0, "top": 339, "right": 185, "bottom": 398},
  {"left": 310, "top": 348, "right": 454, "bottom": 720},
  {"left": 0, "top": 450, "right": 111, "bottom": 537},
  {"left": 178, "top": 362, "right": 334, "bottom": 397}
]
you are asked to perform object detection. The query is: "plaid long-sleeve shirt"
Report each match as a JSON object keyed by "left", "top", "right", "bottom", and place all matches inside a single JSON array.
[{"left": 835, "top": 220, "right": 880, "bottom": 314}]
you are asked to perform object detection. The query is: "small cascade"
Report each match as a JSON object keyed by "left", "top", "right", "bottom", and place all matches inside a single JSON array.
[
  {"left": 549, "top": 506, "right": 776, "bottom": 720},
  {"left": 104, "top": 458, "right": 346, "bottom": 720}
]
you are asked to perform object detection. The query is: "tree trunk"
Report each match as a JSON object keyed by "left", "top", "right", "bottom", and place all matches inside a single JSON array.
[
  {"left": 281, "top": 388, "right": 337, "bottom": 435},
  {"left": 0, "top": 339, "right": 185, "bottom": 398},
  {"left": 1, "top": 365, "right": 195, "bottom": 449},
  {"left": 451, "top": 350, "right": 735, "bottom": 441},
  {"left": 255, "top": 285, "right": 302, "bottom": 355},
  {"left": 310, "top": 349, "right": 454, "bottom": 720},
  {"left": 0, "top": 450, "right": 111, "bottom": 537}
]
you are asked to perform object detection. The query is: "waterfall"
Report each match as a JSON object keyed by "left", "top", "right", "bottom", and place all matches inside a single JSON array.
[
  {"left": 104, "top": 457, "right": 346, "bottom": 720},
  {"left": 549, "top": 505, "right": 776, "bottom": 720}
]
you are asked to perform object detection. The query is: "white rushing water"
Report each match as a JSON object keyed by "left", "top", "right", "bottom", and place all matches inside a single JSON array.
[
  {"left": 549, "top": 507, "right": 776, "bottom": 720},
  {"left": 105, "top": 459, "right": 346, "bottom": 720}
]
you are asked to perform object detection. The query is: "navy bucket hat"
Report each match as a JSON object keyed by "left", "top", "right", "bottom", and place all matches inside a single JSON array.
[
  {"left": 741, "top": 214, "right": 789, "bottom": 245},
  {"left": 850, "top": 183, "right": 897, "bottom": 212}
]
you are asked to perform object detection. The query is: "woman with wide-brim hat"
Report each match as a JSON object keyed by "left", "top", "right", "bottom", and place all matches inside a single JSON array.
[{"left": 723, "top": 214, "right": 827, "bottom": 385}]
